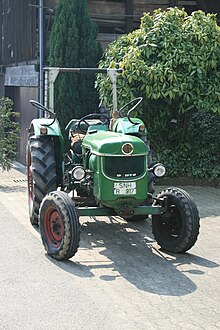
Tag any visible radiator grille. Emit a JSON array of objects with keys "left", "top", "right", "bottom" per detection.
[{"left": 104, "top": 156, "right": 145, "bottom": 179}]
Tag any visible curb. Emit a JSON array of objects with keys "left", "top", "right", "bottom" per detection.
[{"left": 158, "top": 176, "right": 220, "bottom": 188}]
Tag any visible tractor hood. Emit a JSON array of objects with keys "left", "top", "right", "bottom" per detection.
[{"left": 82, "top": 131, "right": 148, "bottom": 156}]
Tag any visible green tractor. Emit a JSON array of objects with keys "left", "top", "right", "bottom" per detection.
[{"left": 27, "top": 68, "right": 200, "bottom": 261}]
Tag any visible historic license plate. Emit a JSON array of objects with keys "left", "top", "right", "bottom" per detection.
[{"left": 114, "top": 182, "right": 136, "bottom": 195}]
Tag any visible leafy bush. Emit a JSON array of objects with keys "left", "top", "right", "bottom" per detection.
[
  {"left": 96, "top": 8, "right": 220, "bottom": 179},
  {"left": 0, "top": 97, "right": 20, "bottom": 171}
]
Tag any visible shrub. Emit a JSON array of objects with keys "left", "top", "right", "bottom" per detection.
[
  {"left": 0, "top": 97, "right": 20, "bottom": 171},
  {"left": 96, "top": 8, "right": 220, "bottom": 179}
]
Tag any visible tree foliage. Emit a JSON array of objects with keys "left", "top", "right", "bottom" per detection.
[
  {"left": 96, "top": 8, "right": 220, "bottom": 179},
  {"left": 49, "top": 0, "right": 102, "bottom": 138},
  {"left": 0, "top": 98, "right": 20, "bottom": 171}
]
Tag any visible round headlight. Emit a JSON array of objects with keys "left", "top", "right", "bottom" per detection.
[
  {"left": 139, "top": 124, "right": 145, "bottom": 132},
  {"left": 153, "top": 164, "right": 166, "bottom": 177},
  {"left": 72, "top": 166, "right": 85, "bottom": 181}
]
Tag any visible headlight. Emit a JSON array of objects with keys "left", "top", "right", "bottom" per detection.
[
  {"left": 153, "top": 163, "right": 166, "bottom": 177},
  {"left": 71, "top": 166, "right": 86, "bottom": 181},
  {"left": 139, "top": 124, "right": 145, "bottom": 132}
]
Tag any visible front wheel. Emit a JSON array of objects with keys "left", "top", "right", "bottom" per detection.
[
  {"left": 152, "top": 187, "right": 200, "bottom": 253},
  {"left": 39, "top": 191, "right": 80, "bottom": 260}
]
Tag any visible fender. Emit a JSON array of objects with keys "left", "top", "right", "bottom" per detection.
[
  {"left": 113, "top": 117, "right": 146, "bottom": 135},
  {"left": 28, "top": 118, "right": 65, "bottom": 184},
  {"left": 28, "top": 118, "right": 62, "bottom": 137}
]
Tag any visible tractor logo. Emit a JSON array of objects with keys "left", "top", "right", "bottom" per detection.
[{"left": 122, "top": 143, "right": 133, "bottom": 155}]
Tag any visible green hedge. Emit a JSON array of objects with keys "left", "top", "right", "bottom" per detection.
[{"left": 49, "top": 0, "right": 102, "bottom": 150}]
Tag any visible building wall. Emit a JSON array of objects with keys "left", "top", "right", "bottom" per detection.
[
  {"left": 5, "top": 86, "right": 38, "bottom": 165},
  {"left": 87, "top": 0, "right": 200, "bottom": 33},
  {"left": 1, "top": 0, "right": 37, "bottom": 66},
  {"left": 0, "top": 74, "right": 5, "bottom": 97},
  {"left": 0, "top": 1, "right": 2, "bottom": 66},
  {"left": 43, "top": 0, "right": 203, "bottom": 56}
]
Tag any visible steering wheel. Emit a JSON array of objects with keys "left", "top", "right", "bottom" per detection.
[
  {"left": 119, "top": 97, "right": 143, "bottom": 124},
  {"left": 77, "top": 113, "right": 110, "bottom": 134}
]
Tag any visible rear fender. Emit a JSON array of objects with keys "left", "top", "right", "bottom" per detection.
[
  {"left": 113, "top": 118, "right": 146, "bottom": 135},
  {"left": 28, "top": 118, "right": 64, "bottom": 185},
  {"left": 28, "top": 118, "right": 62, "bottom": 137}
]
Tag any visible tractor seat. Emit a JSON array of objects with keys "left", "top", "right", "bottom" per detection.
[{"left": 70, "top": 133, "right": 84, "bottom": 155}]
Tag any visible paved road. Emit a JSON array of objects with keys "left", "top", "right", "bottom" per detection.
[{"left": 0, "top": 164, "right": 220, "bottom": 330}]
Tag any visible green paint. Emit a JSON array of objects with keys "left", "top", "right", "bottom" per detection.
[
  {"left": 82, "top": 129, "right": 150, "bottom": 211},
  {"left": 30, "top": 118, "right": 62, "bottom": 137},
  {"left": 29, "top": 118, "right": 64, "bottom": 180},
  {"left": 113, "top": 117, "right": 146, "bottom": 135},
  {"left": 83, "top": 130, "right": 148, "bottom": 156}
]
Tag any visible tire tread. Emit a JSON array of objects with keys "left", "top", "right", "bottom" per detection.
[{"left": 152, "top": 187, "right": 200, "bottom": 253}]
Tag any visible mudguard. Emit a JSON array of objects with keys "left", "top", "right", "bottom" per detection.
[
  {"left": 28, "top": 118, "right": 62, "bottom": 137},
  {"left": 112, "top": 117, "right": 146, "bottom": 135},
  {"left": 28, "top": 118, "right": 65, "bottom": 184}
]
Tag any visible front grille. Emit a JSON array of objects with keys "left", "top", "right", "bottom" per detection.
[{"left": 104, "top": 156, "right": 145, "bottom": 179}]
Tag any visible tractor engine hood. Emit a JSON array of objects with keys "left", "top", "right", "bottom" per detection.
[{"left": 82, "top": 131, "right": 148, "bottom": 156}]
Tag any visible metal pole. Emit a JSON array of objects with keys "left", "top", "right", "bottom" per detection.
[
  {"left": 44, "top": 70, "right": 48, "bottom": 107},
  {"left": 48, "top": 69, "right": 59, "bottom": 112},
  {"left": 39, "top": 0, "right": 44, "bottom": 117},
  {"left": 107, "top": 69, "right": 118, "bottom": 113}
]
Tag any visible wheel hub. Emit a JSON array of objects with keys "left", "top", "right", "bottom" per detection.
[
  {"left": 162, "top": 204, "right": 182, "bottom": 237},
  {"left": 52, "top": 218, "right": 61, "bottom": 236},
  {"left": 44, "top": 208, "right": 63, "bottom": 247}
]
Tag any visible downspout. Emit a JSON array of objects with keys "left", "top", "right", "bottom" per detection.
[{"left": 39, "top": 0, "right": 44, "bottom": 117}]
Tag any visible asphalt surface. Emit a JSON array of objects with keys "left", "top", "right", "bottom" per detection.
[{"left": 0, "top": 163, "right": 220, "bottom": 330}]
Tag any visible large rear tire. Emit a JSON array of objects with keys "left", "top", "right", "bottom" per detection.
[
  {"left": 39, "top": 191, "right": 80, "bottom": 260},
  {"left": 152, "top": 187, "right": 200, "bottom": 253},
  {"left": 27, "top": 136, "right": 57, "bottom": 226}
]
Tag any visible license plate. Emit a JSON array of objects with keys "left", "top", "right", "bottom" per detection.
[{"left": 114, "top": 182, "right": 136, "bottom": 195}]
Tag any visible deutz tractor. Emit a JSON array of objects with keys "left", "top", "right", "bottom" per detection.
[{"left": 27, "top": 68, "right": 200, "bottom": 261}]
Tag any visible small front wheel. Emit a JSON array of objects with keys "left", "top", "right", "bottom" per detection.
[
  {"left": 152, "top": 187, "right": 200, "bottom": 253},
  {"left": 39, "top": 191, "right": 80, "bottom": 260}
]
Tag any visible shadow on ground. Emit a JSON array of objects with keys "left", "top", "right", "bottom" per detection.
[
  {"left": 0, "top": 185, "right": 27, "bottom": 193},
  {"left": 48, "top": 216, "right": 219, "bottom": 297}
]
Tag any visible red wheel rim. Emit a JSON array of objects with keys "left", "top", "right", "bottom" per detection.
[
  {"left": 27, "top": 150, "right": 33, "bottom": 209},
  {"left": 44, "top": 206, "right": 63, "bottom": 248}
]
